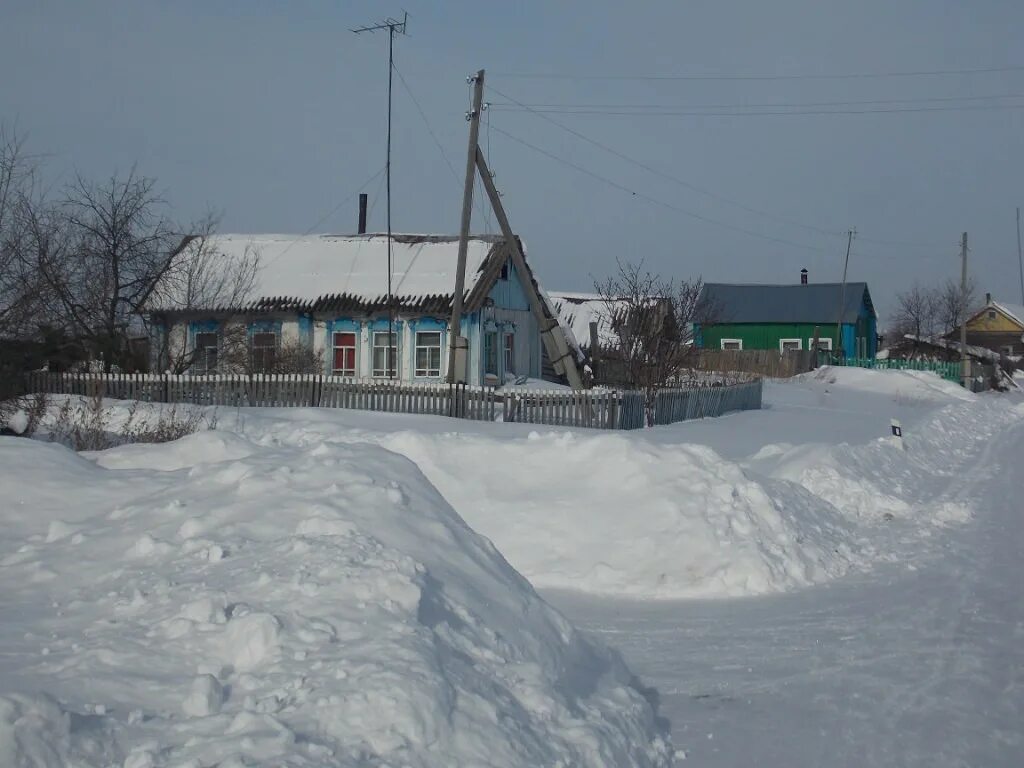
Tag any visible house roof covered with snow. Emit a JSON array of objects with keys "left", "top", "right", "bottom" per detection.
[
  {"left": 149, "top": 233, "right": 515, "bottom": 315},
  {"left": 547, "top": 293, "right": 622, "bottom": 350},
  {"left": 700, "top": 282, "right": 875, "bottom": 325},
  {"left": 987, "top": 300, "right": 1024, "bottom": 328}
]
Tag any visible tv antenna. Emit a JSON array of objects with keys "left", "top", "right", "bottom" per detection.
[{"left": 353, "top": 12, "right": 408, "bottom": 378}]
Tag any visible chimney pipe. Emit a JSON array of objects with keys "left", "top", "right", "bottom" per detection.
[
  {"left": 985, "top": 292, "right": 991, "bottom": 305},
  {"left": 800, "top": 268, "right": 808, "bottom": 285},
  {"left": 358, "top": 193, "right": 368, "bottom": 235}
]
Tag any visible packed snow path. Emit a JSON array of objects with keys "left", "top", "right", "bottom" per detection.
[{"left": 551, "top": 410, "right": 1024, "bottom": 767}]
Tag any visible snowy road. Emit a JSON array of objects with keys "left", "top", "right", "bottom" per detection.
[{"left": 549, "top": 414, "right": 1024, "bottom": 766}]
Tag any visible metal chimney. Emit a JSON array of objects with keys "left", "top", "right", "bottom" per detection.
[
  {"left": 800, "top": 268, "right": 808, "bottom": 285},
  {"left": 985, "top": 292, "right": 992, "bottom": 305},
  {"left": 358, "top": 193, "right": 368, "bottom": 235}
]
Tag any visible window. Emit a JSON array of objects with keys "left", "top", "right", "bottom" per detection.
[
  {"left": 720, "top": 339, "right": 743, "bottom": 350},
  {"left": 332, "top": 331, "right": 357, "bottom": 376},
  {"left": 415, "top": 331, "right": 442, "bottom": 378},
  {"left": 809, "top": 337, "right": 833, "bottom": 351},
  {"left": 250, "top": 332, "right": 277, "bottom": 373},
  {"left": 988, "top": 310, "right": 997, "bottom": 320},
  {"left": 503, "top": 333, "right": 515, "bottom": 375},
  {"left": 500, "top": 261, "right": 509, "bottom": 280},
  {"left": 779, "top": 338, "right": 802, "bottom": 352},
  {"left": 193, "top": 332, "right": 218, "bottom": 373},
  {"left": 372, "top": 331, "right": 398, "bottom": 378},
  {"left": 484, "top": 331, "right": 499, "bottom": 375},
  {"left": 1001, "top": 345, "right": 1014, "bottom": 356}
]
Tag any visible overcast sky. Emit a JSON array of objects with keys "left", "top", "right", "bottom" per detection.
[{"left": 3, "top": 0, "right": 1024, "bottom": 323}]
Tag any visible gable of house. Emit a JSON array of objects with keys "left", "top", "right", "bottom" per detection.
[{"left": 964, "top": 302, "right": 1024, "bottom": 334}]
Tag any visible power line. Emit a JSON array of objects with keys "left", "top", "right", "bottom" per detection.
[
  {"left": 261, "top": 166, "right": 386, "bottom": 271},
  {"left": 488, "top": 93, "right": 1024, "bottom": 111},
  {"left": 392, "top": 63, "right": 489, "bottom": 227},
  {"left": 487, "top": 123, "right": 830, "bottom": 253},
  {"left": 488, "top": 103, "right": 1024, "bottom": 117},
  {"left": 490, "top": 84, "right": 953, "bottom": 251},
  {"left": 488, "top": 82, "right": 844, "bottom": 239},
  {"left": 493, "top": 64, "right": 1024, "bottom": 82},
  {"left": 489, "top": 123, "right": 958, "bottom": 261}
]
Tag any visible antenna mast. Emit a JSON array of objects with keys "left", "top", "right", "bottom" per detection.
[{"left": 353, "top": 12, "right": 408, "bottom": 379}]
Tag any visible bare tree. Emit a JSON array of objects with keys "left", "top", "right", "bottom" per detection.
[
  {"left": 891, "top": 283, "right": 941, "bottom": 345},
  {"left": 24, "top": 168, "right": 189, "bottom": 371},
  {"left": 936, "top": 276, "right": 977, "bottom": 337},
  {"left": 594, "top": 260, "right": 712, "bottom": 425},
  {"left": 145, "top": 217, "right": 260, "bottom": 373}
]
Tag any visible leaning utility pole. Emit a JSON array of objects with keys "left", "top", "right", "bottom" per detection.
[
  {"left": 446, "top": 69, "right": 584, "bottom": 388},
  {"left": 446, "top": 70, "right": 486, "bottom": 383},
  {"left": 960, "top": 231, "right": 970, "bottom": 389},
  {"left": 834, "top": 228, "right": 855, "bottom": 356},
  {"left": 353, "top": 13, "right": 408, "bottom": 378}
]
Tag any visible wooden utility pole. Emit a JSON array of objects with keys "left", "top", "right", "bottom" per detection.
[
  {"left": 446, "top": 70, "right": 485, "bottom": 383},
  {"left": 960, "top": 231, "right": 970, "bottom": 389},
  {"left": 475, "top": 148, "right": 584, "bottom": 388},
  {"left": 834, "top": 228, "right": 855, "bottom": 356}
]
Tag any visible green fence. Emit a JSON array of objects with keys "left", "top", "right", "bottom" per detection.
[{"left": 828, "top": 356, "right": 962, "bottom": 382}]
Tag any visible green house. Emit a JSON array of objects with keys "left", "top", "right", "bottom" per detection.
[{"left": 696, "top": 281, "right": 877, "bottom": 359}]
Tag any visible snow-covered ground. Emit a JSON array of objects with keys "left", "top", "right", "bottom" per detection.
[
  {"left": 2, "top": 366, "right": 1022, "bottom": 765},
  {"left": 0, "top": 435, "right": 671, "bottom": 766}
]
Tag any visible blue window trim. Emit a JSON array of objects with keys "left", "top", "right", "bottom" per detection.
[
  {"left": 327, "top": 319, "right": 361, "bottom": 376},
  {"left": 411, "top": 319, "right": 446, "bottom": 380}
]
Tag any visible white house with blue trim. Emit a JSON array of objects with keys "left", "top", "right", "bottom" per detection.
[{"left": 146, "top": 233, "right": 581, "bottom": 386}]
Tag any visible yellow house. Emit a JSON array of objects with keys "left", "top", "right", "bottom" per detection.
[{"left": 959, "top": 298, "right": 1024, "bottom": 357}]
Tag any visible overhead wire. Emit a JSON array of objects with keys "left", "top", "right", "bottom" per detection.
[
  {"left": 392, "top": 63, "right": 489, "bottom": 226},
  {"left": 491, "top": 64, "right": 1024, "bottom": 82},
  {"left": 488, "top": 82, "right": 844, "bottom": 239},
  {"left": 488, "top": 83, "right": 956, "bottom": 250},
  {"left": 261, "top": 166, "right": 386, "bottom": 272},
  {"left": 488, "top": 103, "right": 1024, "bottom": 117}
]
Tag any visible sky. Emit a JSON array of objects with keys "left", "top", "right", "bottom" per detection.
[{"left": 3, "top": 0, "right": 1024, "bottom": 324}]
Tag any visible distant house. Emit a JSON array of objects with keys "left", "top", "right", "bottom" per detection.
[
  {"left": 547, "top": 292, "right": 678, "bottom": 384},
  {"left": 696, "top": 278, "right": 878, "bottom": 359},
  {"left": 955, "top": 295, "right": 1024, "bottom": 358},
  {"left": 146, "top": 233, "right": 580, "bottom": 387}
]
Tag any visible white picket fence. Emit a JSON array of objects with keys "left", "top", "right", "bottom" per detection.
[{"left": 23, "top": 372, "right": 761, "bottom": 430}]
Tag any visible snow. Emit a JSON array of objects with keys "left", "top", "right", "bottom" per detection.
[
  {"left": 4, "top": 364, "right": 1022, "bottom": 764},
  {"left": 547, "top": 292, "right": 621, "bottom": 350},
  {"left": 149, "top": 233, "right": 503, "bottom": 310},
  {"left": 0, "top": 435, "right": 671, "bottom": 766},
  {"left": 991, "top": 299, "right": 1024, "bottom": 327},
  {"left": 549, "top": 400, "right": 1024, "bottom": 765}
]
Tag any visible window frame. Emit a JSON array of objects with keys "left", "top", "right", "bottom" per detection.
[
  {"left": 414, "top": 330, "right": 443, "bottom": 378},
  {"left": 503, "top": 332, "right": 515, "bottom": 375},
  {"left": 250, "top": 331, "right": 278, "bottom": 374},
  {"left": 808, "top": 337, "right": 833, "bottom": 351},
  {"left": 483, "top": 331, "right": 499, "bottom": 376},
  {"left": 779, "top": 338, "right": 803, "bottom": 352},
  {"left": 1000, "top": 345, "right": 1014, "bottom": 357},
  {"left": 193, "top": 331, "right": 219, "bottom": 374},
  {"left": 720, "top": 338, "right": 743, "bottom": 351},
  {"left": 332, "top": 330, "right": 358, "bottom": 377},
  {"left": 371, "top": 330, "right": 399, "bottom": 378}
]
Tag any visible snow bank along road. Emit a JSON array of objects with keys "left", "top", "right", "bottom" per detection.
[
  {"left": 1, "top": 367, "right": 1021, "bottom": 765},
  {"left": 550, "top": 401, "right": 1024, "bottom": 766},
  {"left": 0, "top": 435, "right": 671, "bottom": 766}
]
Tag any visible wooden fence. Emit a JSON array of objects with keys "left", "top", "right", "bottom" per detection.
[
  {"left": 22, "top": 372, "right": 762, "bottom": 430},
  {"left": 697, "top": 349, "right": 816, "bottom": 379}
]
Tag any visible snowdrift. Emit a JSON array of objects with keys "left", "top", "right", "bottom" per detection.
[
  {"left": 0, "top": 436, "right": 672, "bottom": 767},
  {"left": 379, "top": 430, "right": 861, "bottom": 598}
]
